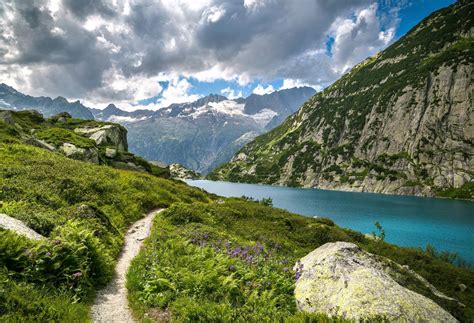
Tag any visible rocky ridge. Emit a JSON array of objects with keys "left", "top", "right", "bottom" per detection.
[{"left": 0, "top": 109, "right": 170, "bottom": 178}]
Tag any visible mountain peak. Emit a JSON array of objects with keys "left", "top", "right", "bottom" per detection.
[
  {"left": 0, "top": 83, "right": 21, "bottom": 95},
  {"left": 104, "top": 103, "right": 120, "bottom": 111}
]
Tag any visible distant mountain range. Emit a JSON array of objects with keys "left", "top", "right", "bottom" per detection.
[
  {"left": 0, "top": 83, "right": 94, "bottom": 119},
  {"left": 91, "top": 88, "right": 315, "bottom": 173},
  {"left": 0, "top": 83, "right": 315, "bottom": 173}
]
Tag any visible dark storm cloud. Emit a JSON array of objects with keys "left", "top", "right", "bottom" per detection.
[
  {"left": 62, "top": 0, "right": 118, "bottom": 19},
  {"left": 0, "top": 0, "right": 399, "bottom": 104}
]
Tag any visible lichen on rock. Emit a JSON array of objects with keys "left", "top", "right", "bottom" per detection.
[{"left": 294, "top": 242, "right": 457, "bottom": 322}]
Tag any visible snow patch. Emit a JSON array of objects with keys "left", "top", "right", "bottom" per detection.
[
  {"left": 0, "top": 99, "right": 11, "bottom": 107},
  {"left": 249, "top": 108, "right": 278, "bottom": 126},
  {"left": 107, "top": 115, "right": 149, "bottom": 123}
]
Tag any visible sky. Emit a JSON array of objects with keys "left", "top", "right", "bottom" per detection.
[{"left": 0, "top": 0, "right": 456, "bottom": 111}]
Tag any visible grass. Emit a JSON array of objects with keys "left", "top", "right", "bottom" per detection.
[
  {"left": 1, "top": 110, "right": 473, "bottom": 321},
  {"left": 127, "top": 200, "right": 474, "bottom": 321},
  {"left": 0, "top": 143, "right": 209, "bottom": 320}
]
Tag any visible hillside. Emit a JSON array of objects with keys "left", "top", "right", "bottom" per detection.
[
  {"left": 209, "top": 1, "right": 474, "bottom": 199},
  {"left": 0, "top": 112, "right": 473, "bottom": 321}
]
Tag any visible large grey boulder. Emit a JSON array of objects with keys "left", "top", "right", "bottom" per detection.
[
  {"left": 294, "top": 242, "right": 456, "bottom": 322},
  {"left": 0, "top": 213, "right": 44, "bottom": 240},
  {"left": 74, "top": 124, "right": 128, "bottom": 151},
  {"left": 60, "top": 143, "right": 99, "bottom": 164}
]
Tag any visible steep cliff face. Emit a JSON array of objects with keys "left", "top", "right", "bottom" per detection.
[{"left": 209, "top": 1, "right": 474, "bottom": 198}]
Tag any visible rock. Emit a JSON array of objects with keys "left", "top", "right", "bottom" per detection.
[
  {"left": 60, "top": 143, "right": 99, "bottom": 164},
  {"left": 50, "top": 112, "right": 72, "bottom": 123},
  {"left": 74, "top": 125, "right": 128, "bottom": 151},
  {"left": 169, "top": 163, "right": 201, "bottom": 180},
  {"left": 105, "top": 148, "right": 117, "bottom": 158},
  {"left": 0, "top": 213, "right": 45, "bottom": 240},
  {"left": 111, "top": 161, "right": 145, "bottom": 172},
  {"left": 0, "top": 110, "right": 15, "bottom": 125},
  {"left": 25, "top": 138, "right": 56, "bottom": 151},
  {"left": 294, "top": 242, "right": 456, "bottom": 322}
]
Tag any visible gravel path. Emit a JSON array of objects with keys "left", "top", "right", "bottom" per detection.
[{"left": 91, "top": 209, "right": 163, "bottom": 323}]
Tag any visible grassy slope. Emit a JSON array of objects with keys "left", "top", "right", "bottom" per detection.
[
  {"left": 0, "top": 143, "right": 209, "bottom": 321},
  {"left": 128, "top": 201, "right": 474, "bottom": 321}
]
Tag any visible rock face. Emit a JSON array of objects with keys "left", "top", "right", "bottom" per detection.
[
  {"left": 210, "top": 1, "right": 473, "bottom": 198},
  {"left": 74, "top": 124, "right": 128, "bottom": 151},
  {"left": 0, "top": 213, "right": 45, "bottom": 240},
  {"left": 294, "top": 242, "right": 456, "bottom": 322},
  {"left": 60, "top": 143, "right": 99, "bottom": 164}
]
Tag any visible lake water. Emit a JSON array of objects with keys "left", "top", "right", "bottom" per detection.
[{"left": 187, "top": 180, "right": 474, "bottom": 264}]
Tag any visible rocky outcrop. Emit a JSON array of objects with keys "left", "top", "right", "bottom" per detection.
[
  {"left": 0, "top": 213, "right": 45, "bottom": 240},
  {"left": 169, "top": 163, "right": 202, "bottom": 180},
  {"left": 210, "top": 1, "right": 473, "bottom": 198},
  {"left": 294, "top": 242, "right": 456, "bottom": 321},
  {"left": 60, "top": 143, "right": 99, "bottom": 164},
  {"left": 74, "top": 124, "right": 128, "bottom": 151},
  {"left": 0, "top": 110, "right": 15, "bottom": 125}
]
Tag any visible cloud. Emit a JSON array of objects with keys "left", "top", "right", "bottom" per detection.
[
  {"left": 279, "top": 79, "right": 320, "bottom": 91},
  {"left": 252, "top": 84, "right": 274, "bottom": 95},
  {"left": 0, "top": 0, "right": 402, "bottom": 107},
  {"left": 220, "top": 87, "right": 242, "bottom": 99},
  {"left": 328, "top": 3, "right": 396, "bottom": 73}
]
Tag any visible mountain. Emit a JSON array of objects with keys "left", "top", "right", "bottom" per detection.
[
  {"left": 209, "top": 1, "right": 473, "bottom": 199},
  {"left": 95, "top": 88, "right": 315, "bottom": 174},
  {"left": 0, "top": 83, "right": 94, "bottom": 119},
  {"left": 89, "top": 103, "right": 154, "bottom": 122}
]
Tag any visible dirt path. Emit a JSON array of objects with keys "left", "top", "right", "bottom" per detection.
[{"left": 91, "top": 209, "right": 163, "bottom": 323}]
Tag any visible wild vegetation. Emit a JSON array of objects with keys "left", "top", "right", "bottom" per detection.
[
  {"left": 128, "top": 200, "right": 474, "bottom": 321},
  {"left": 0, "top": 142, "right": 209, "bottom": 321}
]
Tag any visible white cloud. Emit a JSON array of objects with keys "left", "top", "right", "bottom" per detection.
[
  {"left": 220, "top": 87, "right": 242, "bottom": 99},
  {"left": 138, "top": 77, "right": 201, "bottom": 111},
  {"left": 329, "top": 3, "right": 396, "bottom": 74},
  {"left": 203, "top": 6, "right": 226, "bottom": 23},
  {"left": 280, "top": 79, "right": 318, "bottom": 91},
  {"left": 252, "top": 84, "right": 274, "bottom": 95}
]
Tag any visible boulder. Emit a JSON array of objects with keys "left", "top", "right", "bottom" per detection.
[
  {"left": 105, "top": 148, "right": 117, "bottom": 158},
  {"left": 0, "top": 110, "right": 15, "bottom": 125},
  {"left": 0, "top": 213, "right": 45, "bottom": 240},
  {"left": 60, "top": 143, "right": 99, "bottom": 164},
  {"left": 294, "top": 242, "right": 456, "bottom": 322},
  {"left": 74, "top": 124, "right": 128, "bottom": 151},
  {"left": 26, "top": 138, "right": 56, "bottom": 151}
]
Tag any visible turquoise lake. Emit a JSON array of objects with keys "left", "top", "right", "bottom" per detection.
[{"left": 187, "top": 180, "right": 474, "bottom": 264}]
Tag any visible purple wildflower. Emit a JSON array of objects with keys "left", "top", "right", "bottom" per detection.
[
  {"left": 229, "top": 265, "right": 236, "bottom": 272},
  {"left": 72, "top": 272, "right": 82, "bottom": 279},
  {"left": 53, "top": 239, "right": 61, "bottom": 245}
]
